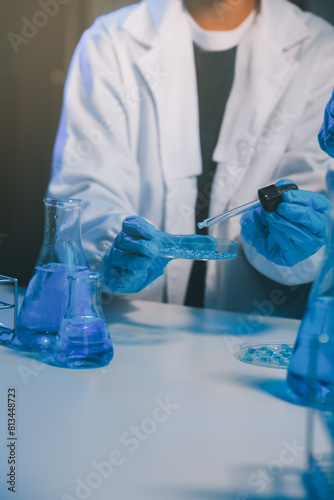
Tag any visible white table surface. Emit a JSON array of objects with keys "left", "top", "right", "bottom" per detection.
[{"left": 0, "top": 291, "right": 314, "bottom": 500}]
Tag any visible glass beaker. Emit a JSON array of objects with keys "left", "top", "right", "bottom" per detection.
[
  {"left": 0, "top": 275, "right": 18, "bottom": 344},
  {"left": 16, "top": 198, "right": 89, "bottom": 352},
  {"left": 54, "top": 272, "right": 114, "bottom": 368},
  {"left": 287, "top": 186, "right": 334, "bottom": 405}
]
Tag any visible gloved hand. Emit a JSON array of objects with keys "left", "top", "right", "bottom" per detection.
[
  {"left": 319, "top": 88, "right": 334, "bottom": 157},
  {"left": 241, "top": 179, "right": 331, "bottom": 267},
  {"left": 105, "top": 216, "right": 216, "bottom": 293},
  {"left": 105, "top": 216, "right": 170, "bottom": 293}
]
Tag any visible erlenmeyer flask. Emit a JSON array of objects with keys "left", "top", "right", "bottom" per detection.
[
  {"left": 54, "top": 272, "right": 114, "bottom": 368},
  {"left": 16, "top": 198, "right": 89, "bottom": 352},
  {"left": 287, "top": 175, "right": 334, "bottom": 405}
]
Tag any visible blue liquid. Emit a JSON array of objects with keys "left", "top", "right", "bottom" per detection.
[
  {"left": 287, "top": 297, "right": 334, "bottom": 404},
  {"left": 236, "top": 343, "right": 294, "bottom": 369},
  {"left": 159, "top": 248, "right": 235, "bottom": 260},
  {"left": 54, "top": 317, "right": 113, "bottom": 368},
  {"left": 16, "top": 263, "right": 88, "bottom": 352}
]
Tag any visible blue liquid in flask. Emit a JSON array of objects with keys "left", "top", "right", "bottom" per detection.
[
  {"left": 16, "top": 263, "right": 88, "bottom": 352},
  {"left": 55, "top": 317, "right": 114, "bottom": 368},
  {"left": 16, "top": 197, "right": 89, "bottom": 353},
  {"left": 54, "top": 272, "right": 113, "bottom": 368},
  {"left": 287, "top": 296, "right": 334, "bottom": 404}
]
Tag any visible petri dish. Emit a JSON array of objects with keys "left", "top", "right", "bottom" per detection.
[
  {"left": 158, "top": 236, "right": 237, "bottom": 261},
  {"left": 235, "top": 341, "right": 294, "bottom": 369}
]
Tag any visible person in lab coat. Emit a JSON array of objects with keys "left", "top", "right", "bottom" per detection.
[{"left": 47, "top": 0, "right": 334, "bottom": 318}]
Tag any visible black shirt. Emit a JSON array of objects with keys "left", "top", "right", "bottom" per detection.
[{"left": 184, "top": 43, "right": 237, "bottom": 308}]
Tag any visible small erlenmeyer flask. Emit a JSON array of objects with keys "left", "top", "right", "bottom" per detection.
[
  {"left": 287, "top": 175, "right": 334, "bottom": 405},
  {"left": 16, "top": 198, "right": 89, "bottom": 352},
  {"left": 54, "top": 272, "right": 114, "bottom": 368}
]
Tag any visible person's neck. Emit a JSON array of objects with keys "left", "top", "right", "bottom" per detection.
[{"left": 184, "top": 0, "right": 257, "bottom": 31}]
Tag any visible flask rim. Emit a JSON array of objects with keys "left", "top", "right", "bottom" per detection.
[{"left": 43, "top": 198, "right": 82, "bottom": 207}]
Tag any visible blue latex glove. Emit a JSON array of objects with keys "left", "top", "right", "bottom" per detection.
[
  {"left": 105, "top": 216, "right": 216, "bottom": 293},
  {"left": 241, "top": 179, "right": 331, "bottom": 267},
  {"left": 319, "top": 88, "right": 334, "bottom": 157}
]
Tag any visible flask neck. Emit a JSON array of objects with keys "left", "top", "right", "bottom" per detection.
[
  {"left": 43, "top": 201, "right": 81, "bottom": 245},
  {"left": 326, "top": 208, "right": 334, "bottom": 256},
  {"left": 37, "top": 199, "right": 88, "bottom": 269},
  {"left": 65, "top": 275, "right": 103, "bottom": 319},
  {"left": 326, "top": 170, "right": 334, "bottom": 253},
  {"left": 310, "top": 209, "right": 334, "bottom": 301}
]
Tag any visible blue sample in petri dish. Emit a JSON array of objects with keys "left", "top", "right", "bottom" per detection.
[
  {"left": 235, "top": 342, "right": 294, "bottom": 369},
  {"left": 158, "top": 235, "right": 237, "bottom": 261}
]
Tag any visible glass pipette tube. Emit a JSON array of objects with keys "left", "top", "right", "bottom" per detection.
[
  {"left": 198, "top": 200, "right": 261, "bottom": 229},
  {"left": 198, "top": 182, "right": 299, "bottom": 229}
]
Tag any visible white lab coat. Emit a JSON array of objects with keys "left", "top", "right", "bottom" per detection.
[{"left": 48, "top": 0, "right": 334, "bottom": 314}]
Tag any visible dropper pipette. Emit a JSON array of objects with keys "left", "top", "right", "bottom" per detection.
[
  {"left": 198, "top": 182, "right": 298, "bottom": 230},
  {"left": 198, "top": 199, "right": 261, "bottom": 229}
]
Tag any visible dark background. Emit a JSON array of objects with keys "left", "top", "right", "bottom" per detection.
[{"left": 1, "top": 0, "right": 334, "bottom": 285}]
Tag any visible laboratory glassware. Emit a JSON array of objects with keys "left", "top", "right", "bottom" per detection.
[
  {"left": 0, "top": 275, "right": 18, "bottom": 344},
  {"left": 54, "top": 272, "right": 114, "bottom": 369},
  {"left": 16, "top": 198, "right": 89, "bottom": 353},
  {"left": 235, "top": 342, "right": 294, "bottom": 369},
  {"left": 198, "top": 182, "right": 298, "bottom": 229},
  {"left": 287, "top": 185, "right": 334, "bottom": 405},
  {"left": 305, "top": 334, "right": 334, "bottom": 498},
  {"left": 157, "top": 235, "right": 237, "bottom": 260}
]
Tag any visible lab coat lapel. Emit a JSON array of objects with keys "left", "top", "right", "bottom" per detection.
[
  {"left": 126, "top": 0, "right": 202, "bottom": 185},
  {"left": 211, "top": 0, "right": 309, "bottom": 217},
  {"left": 124, "top": 0, "right": 202, "bottom": 304}
]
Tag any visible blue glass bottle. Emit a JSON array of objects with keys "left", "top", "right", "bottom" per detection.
[
  {"left": 287, "top": 173, "right": 334, "bottom": 405},
  {"left": 54, "top": 272, "right": 114, "bottom": 368},
  {"left": 16, "top": 199, "right": 89, "bottom": 352}
]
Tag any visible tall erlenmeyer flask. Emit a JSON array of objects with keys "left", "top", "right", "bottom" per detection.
[
  {"left": 287, "top": 173, "right": 334, "bottom": 405},
  {"left": 16, "top": 198, "right": 89, "bottom": 352}
]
